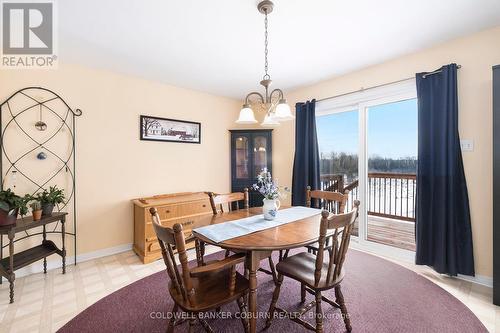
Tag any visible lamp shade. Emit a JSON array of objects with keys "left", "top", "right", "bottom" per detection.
[
  {"left": 236, "top": 105, "right": 257, "bottom": 124},
  {"left": 261, "top": 113, "right": 280, "bottom": 127},
  {"left": 274, "top": 100, "right": 294, "bottom": 121}
]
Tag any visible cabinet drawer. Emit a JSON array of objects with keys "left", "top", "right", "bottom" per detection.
[
  {"left": 145, "top": 205, "right": 178, "bottom": 222},
  {"left": 177, "top": 201, "right": 211, "bottom": 216},
  {"left": 147, "top": 241, "right": 161, "bottom": 253},
  {"left": 146, "top": 218, "right": 195, "bottom": 241},
  {"left": 145, "top": 234, "right": 193, "bottom": 254},
  {"left": 146, "top": 222, "right": 155, "bottom": 240},
  {"left": 160, "top": 216, "right": 198, "bottom": 229}
]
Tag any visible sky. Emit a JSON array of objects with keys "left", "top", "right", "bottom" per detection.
[{"left": 316, "top": 98, "right": 418, "bottom": 159}]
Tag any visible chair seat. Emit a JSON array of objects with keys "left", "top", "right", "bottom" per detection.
[
  {"left": 276, "top": 252, "right": 344, "bottom": 290},
  {"left": 169, "top": 269, "right": 249, "bottom": 312}
]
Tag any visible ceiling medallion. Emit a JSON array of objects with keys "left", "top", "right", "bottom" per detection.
[{"left": 236, "top": 0, "right": 294, "bottom": 126}]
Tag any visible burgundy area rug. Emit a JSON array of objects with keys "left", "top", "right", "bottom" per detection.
[{"left": 59, "top": 250, "right": 486, "bottom": 333}]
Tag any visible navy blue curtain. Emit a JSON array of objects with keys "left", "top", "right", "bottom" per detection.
[
  {"left": 415, "top": 63, "right": 475, "bottom": 276},
  {"left": 292, "top": 100, "right": 320, "bottom": 206}
]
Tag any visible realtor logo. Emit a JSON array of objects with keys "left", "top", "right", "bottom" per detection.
[{"left": 1, "top": 1, "right": 57, "bottom": 68}]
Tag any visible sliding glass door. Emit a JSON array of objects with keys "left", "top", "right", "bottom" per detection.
[
  {"left": 365, "top": 99, "right": 417, "bottom": 252},
  {"left": 316, "top": 80, "right": 417, "bottom": 256},
  {"left": 316, "top": 109, "right": 359, "bottom": 235}
]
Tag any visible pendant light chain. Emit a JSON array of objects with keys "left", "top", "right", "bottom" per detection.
[{"left": 264, "top": 10, "right": 270, "bottom": 80}]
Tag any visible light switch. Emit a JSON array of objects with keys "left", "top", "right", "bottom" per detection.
[{"left": 460, "top": 139, "right": 474, "bottom": 152}]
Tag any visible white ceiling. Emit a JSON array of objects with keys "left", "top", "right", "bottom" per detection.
[{"left": 59, "top": 0, "right": 500, "bottom": 99}]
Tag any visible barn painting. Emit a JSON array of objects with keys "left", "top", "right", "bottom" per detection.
[{"left": 140, "top": 115, "right": 201, "bottom": 144}]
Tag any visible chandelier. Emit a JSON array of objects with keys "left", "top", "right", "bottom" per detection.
[{"left": 235, "top": 0, "right": 294, "bottom": 126}]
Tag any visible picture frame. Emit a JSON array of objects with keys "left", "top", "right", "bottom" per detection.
[{"left": 140, "top": 115, "right": 201, "bottom": 144}]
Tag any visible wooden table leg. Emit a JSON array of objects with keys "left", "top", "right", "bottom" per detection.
[
  {"left": 43, "top": 225, "right": 47, "bottom": 274},
  {"left": 61, "top": 216, "right": 66, "bottom": 274},
  {"left": 8, "top": 230, "right": 15, "bottom": 303},
  {"left": 247, "top": 250, "right": 259, "bottom": 333},
  {"left": 200, "top": 240, "right": 205, "bottom": 257}
]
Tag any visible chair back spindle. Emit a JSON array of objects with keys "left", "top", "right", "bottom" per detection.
[
  {"left": 306, "top": 186, "right": 348, "bottom": 214},
  {"left": 314, "top": 201, "right": 360, "bottom": 286}
]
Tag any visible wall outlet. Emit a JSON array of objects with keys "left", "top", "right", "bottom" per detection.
[{"left": 460, "top": 139, "right": 474, "bottom": 152}]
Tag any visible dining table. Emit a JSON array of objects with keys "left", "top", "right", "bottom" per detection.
[{"left": 191, "top": 206, "right": 324, "bottom": 333}]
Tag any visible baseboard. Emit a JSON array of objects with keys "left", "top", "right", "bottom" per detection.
[
  {"left": 458, "top": 274, "right": 493, "bottom": 288},
  {"left": 1, "top": 243, "right": 133, "bottom": 280}
]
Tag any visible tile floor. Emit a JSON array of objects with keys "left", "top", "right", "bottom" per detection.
[{"left": 0, "top": 247, "right": 499, "bottom": 333}]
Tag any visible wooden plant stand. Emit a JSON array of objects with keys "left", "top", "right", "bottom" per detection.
[{"left": 0, "top": 212, "right": 67, "bottom": 303}]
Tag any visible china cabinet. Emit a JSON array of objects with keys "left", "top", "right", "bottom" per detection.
[{"left": 230, "top": 129, "right": 272, "bottom": 207}]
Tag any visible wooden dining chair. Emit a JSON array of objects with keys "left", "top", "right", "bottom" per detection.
[
  {"left": 266, "top": 201, "right": 360, "bottom": 333},
  {"left": 149, "top": 207, "right": 249, "bottom": 333},
  {"left": 192, "top": 190, "right": 249, "bottom": 265},
  {"left": 207, "top": 188, "right": 249, "bottom": 214},
  {"left": 306, "top": 186, "right": 348, "bottom": 214},
  {"left": 305, "top": 186, "right": 349, "bottom": 255},
  {"left": 207, "top": 190, "right": 279, "bottom": 284}
]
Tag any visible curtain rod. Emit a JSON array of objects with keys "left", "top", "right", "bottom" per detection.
[
  {"left": 316, "top": 65, "right": 462, "bottom": 103},
  {"left": 421, "top": 64, "right": 462, "bottom": 78}
]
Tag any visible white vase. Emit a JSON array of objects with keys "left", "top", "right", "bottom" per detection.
[{"left": 263, "top": 198, "right": 281, "bottom": 221}]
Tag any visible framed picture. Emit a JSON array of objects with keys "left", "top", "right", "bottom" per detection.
[{"left": 140, "top": 115, "right": 201, "bottom": 144}]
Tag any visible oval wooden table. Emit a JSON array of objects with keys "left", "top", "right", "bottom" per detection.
[{"left": 192, "top": 207, "right": 323, "bottom": 333}]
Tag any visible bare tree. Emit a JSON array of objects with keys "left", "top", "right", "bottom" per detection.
[
  {"left": 142, "top": 118, "right": 160, "bottom": 137},
  {"left": 191, "top": 126, "right": 199, "bottom": 138}
]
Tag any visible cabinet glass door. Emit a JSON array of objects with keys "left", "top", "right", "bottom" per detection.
[
  {"left": 253, "top": 135, "right": 268, "bottom": 175},
  {"left": 235, "top": 136, "right": 250, "bottom": 179}
]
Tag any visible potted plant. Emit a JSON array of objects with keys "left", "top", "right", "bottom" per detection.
[
  {"left": 0, "top": 189, "right": 29, "bottom": 226},
  {"left": 36, "top": 186, "right": 65, "bottom": 216},
  {"left": 30, "top": 201, "right": 43, "bottom": 221}
]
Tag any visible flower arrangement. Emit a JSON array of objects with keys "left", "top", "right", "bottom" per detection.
[{"left": 252, "top": 168, "right": 289, "bottom": 200}]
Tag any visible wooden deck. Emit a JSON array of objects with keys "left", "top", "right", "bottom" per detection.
[{"left": 352, "top": 216, "right": 416, "bottom": 251}]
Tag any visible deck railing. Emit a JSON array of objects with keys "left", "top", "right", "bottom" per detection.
[{"left": 320, "top": 172, "right": 416, "bottom": 222}]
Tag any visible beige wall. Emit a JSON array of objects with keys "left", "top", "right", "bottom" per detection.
[
  {"left": 265, "top": 26, "right": 500, "bottom": 277},
  {"left": 0, "top": 64, "right": 240, "bottom": 257}
]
